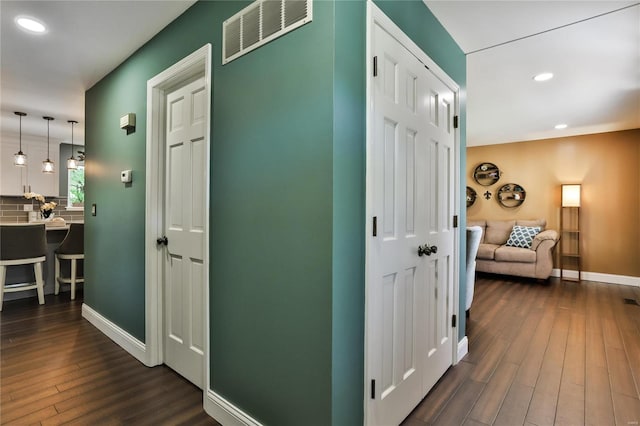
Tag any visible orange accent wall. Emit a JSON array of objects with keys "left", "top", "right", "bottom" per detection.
[{"left": 467, "top": 129, "right": 640, "bottom": 277}]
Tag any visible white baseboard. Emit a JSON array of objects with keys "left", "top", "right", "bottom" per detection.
[
  {"left": 551, "top": 269, "right": 640, "bottom": 287},
  {"left": 82, "top": 303, "right": 149, "bottom": 366},
  {"left": 204, "top": 389, "right": 263, "bottom": 426},
  {"left": 457, "top": 336, "right": 468, "bottom": 363}
]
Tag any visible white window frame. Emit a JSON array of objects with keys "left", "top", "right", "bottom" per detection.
[{"left": 66, "top": 165, "right": 85, "bottom": 211}]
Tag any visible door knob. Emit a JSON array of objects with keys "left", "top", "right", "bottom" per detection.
[
  {"left": 418, "top": 244, "right": 431, "bottom": 256},
  {"left": 418, "top": 244, "right": 438, "bottom": 257},
  {"left": 156, "top": 236, "right": 168, "bottom": 246}
]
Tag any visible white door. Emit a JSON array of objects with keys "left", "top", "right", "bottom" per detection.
[
  {"left": 421, "top": 67, "right": 456, "bottom": 395},
  {"left": 367, "top": 22, "right": 456, "bottom": 426},
  {"left": 163, "top": 77, "right": 207, "bottom": 388}
]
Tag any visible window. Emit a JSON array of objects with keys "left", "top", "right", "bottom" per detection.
[{"left": 67, "top": 166, "right": 84, "bottom": 209}]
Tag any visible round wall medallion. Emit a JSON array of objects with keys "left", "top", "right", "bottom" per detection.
[
  {"left": 497, "top": 183, "right": 526, "bottom": 208},
  {"left": 473, "top": 162, "right": 501, "bottom": 186},
  {"left": 466, "top": 186, "right": 477, "bottom": 208}
]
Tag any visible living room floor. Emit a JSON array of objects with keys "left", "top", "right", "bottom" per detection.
[
  {"left": 3, "top": 277, "right": 639, "bottom": 425},
  {"left": 403, "top": 275, "right": 640, "bottom": 426}
]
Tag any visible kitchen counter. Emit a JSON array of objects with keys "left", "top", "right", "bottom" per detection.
[
  {"left": 1, "top": 221, "right": 84, "bottom": 302},
  {"left": 0, "top": 220, "right": 83, "bottom": 231}
]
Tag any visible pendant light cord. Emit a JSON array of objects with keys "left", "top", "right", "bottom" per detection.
[
  {"left": 43, "top": 116, "right": 54, "bottom": 159},
  {"left": 67, "top": 120, "right": 78, "bottom": 169},
  {"left": 14, "top": 111, "right": 26, "bottom": 153}
]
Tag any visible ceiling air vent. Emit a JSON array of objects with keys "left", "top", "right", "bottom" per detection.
[{"left": 222, "top": 0, "right": 313, "bottom": 65}]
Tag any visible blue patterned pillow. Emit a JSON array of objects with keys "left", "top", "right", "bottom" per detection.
[{"left": 505, "top": 225, "right": 541, "bottom": 249}]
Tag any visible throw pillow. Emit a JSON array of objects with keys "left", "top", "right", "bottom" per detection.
[{"left": 505, "top": 225, "right": 541, "bottom": 249}]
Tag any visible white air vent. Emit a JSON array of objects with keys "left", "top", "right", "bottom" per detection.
[{"left": 222, "top": 0, "right": 312, "bottom": 65}]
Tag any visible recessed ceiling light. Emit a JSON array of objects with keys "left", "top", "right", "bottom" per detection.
[
  {"left": 15, "top": 16, "right": 47, "bottom": 34},
  {"left": 555, "top": 123, "right": 568, "bottom": 130},
  {"left": 533, "top": 72, "right": 554, "bottom": 82}
]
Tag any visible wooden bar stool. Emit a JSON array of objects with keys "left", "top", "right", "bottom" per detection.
[
  {"left": 55, "top": 223, "right": 84, "bottom": 300},
  {"left": 0, "top": 224, "right": 47, "bottom": 311}
]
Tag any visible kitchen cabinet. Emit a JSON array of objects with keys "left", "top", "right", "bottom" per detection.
[{"left": 1, "top": 140, "right": 59, "bottom": 197}]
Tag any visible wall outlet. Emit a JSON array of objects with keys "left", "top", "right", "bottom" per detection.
[{"left": 23, "top": 204, "right": 33, "bottom": 211}]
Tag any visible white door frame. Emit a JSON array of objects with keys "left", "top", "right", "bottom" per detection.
[
  {"left": 144, "top": 44, "right": 212, "bottom": 394},
  {"left": 364, "top": 3, "right": 461, "bottom": 422}
]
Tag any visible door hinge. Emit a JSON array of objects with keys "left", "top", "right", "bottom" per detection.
[
  {"left": 452, "top": 314, "right": 457, "bottom": 328},
  {"left": 453, "top": 215, "right": 458, "bottom": 228},
  {"left": 453, "top": 115, "right": 459, "bottom": 129},
  {"left": 371, "top": 379, "right": 376, "bottom": 399},
  {"left": 373, "top": 56, "right": 378, "bottom": 77},
  {"left": 372, "top": 216, "right": 377, "bottom": 237}
]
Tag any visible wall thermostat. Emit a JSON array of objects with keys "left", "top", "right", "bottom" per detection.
[{"left": 121, "top": 169, "right": 132, "bottom": 183}]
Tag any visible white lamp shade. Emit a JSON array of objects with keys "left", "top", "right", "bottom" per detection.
[
  {"left": 42, "top": 159, "right": 55, "bottom": 173},
  {"left": 14, "top": 152, "right": 27, "bottom": 166},
  {"left": 67, "top": 157, "right": 78, "bottom": 170},
  {"left": 562, "top": 184, "right": 581, "bottom": 207}
]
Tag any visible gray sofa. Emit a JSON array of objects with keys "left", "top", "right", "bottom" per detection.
[{"left": 467, "top": 219, "right": 559, "bottom": 280}]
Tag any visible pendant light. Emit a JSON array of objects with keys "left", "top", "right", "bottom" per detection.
[
  {"left": 67, "top": 120, "right": 78, "bottom": 170},
  {"left": 13, "top": 112, "right": 27, "bottom": 167},
  {"left": 42, "top": 116, "right": 55, "bottom": 173}
]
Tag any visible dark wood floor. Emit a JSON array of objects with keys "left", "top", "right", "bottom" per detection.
[
  {"left": 0, "top": 291, "right": 219, "bottom": 426},
  {"left": 3, "top": 278, "right": 640, "bottom": 425},
  {"left": 404, "top": 275, "right": 640, "bottom": 426}
]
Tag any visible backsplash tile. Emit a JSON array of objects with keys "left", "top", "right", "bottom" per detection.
[{"left": 0, "top": 196, "right": 84, "bottom": 223}]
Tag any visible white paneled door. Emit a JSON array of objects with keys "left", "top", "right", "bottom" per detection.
[
  {"left": 367, "top": 21, "right": 456, "bottom": 426},
  {"left": 163, "top": 77, "right": 206, "bottom": 389}
]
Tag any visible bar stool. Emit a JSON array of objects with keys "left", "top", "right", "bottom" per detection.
[
  {"left": 0, "top": 224, "right": 47, "bottom": 311},
  {"left": 55, "top": 223, "right": 84, "bottom": 300}
]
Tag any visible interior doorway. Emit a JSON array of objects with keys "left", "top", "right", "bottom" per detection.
[{"left": 144, "top": 45, "right": 212, "bottom": 392}]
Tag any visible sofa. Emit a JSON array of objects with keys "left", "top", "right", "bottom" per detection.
[{"left": 467, "top": 219, "right": 559, "bottom": 280}]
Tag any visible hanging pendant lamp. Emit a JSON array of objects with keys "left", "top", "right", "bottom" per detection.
[
  {"left": 13, "top": 112, "right": 27, "bottom": 167},
  {"left": 42, "top": 116, "right": 55, "bottom": 173},
  {"left": 67, "top": 120, "right": 78, "bottom": 170}
]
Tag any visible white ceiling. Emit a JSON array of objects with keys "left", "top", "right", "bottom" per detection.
[
  {"left": 1, "top": 1, "right": 195, "bottom": 145},
  {"left": 2, "top": 1, "right": 638, "bottom": 149},
  {"left": 425, "top": 1, "right": 640, "bottom": 146}
]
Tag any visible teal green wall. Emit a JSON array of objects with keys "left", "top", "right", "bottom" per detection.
[
  {"left": 84, "top": 0, "right": 465, "bottom": 424},
  {"left": 331, "top": 1, "right": 366, "bottom": 424},
  {"left": 373, "top": 0, "right": 468, "bottom": 339},
  {"left": 85, "top": 56, "right": 149, "bottom": 339},
  {"left": 209, "top": 2, "right": 334, "bottom": 423},
  {"left": 86, "top": 1, "right": 335, "bottom": 423},
  {"left": 85, "top": 1, "right": 228, "bottom": 341}
]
